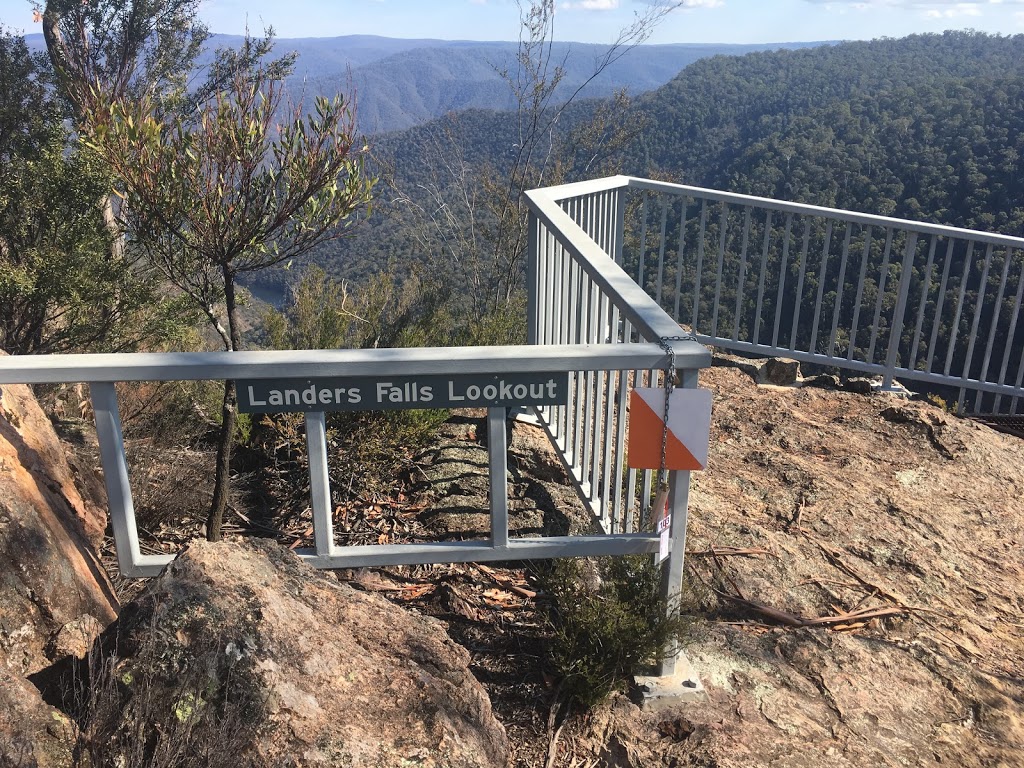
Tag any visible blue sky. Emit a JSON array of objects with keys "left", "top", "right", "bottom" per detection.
[{"left": 1, "top": 0, "right": 1022, "bottom": 43}]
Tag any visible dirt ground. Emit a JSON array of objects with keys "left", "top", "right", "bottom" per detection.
[
  {"left": 390, "top": 362, "right": 1024, "bottom": 767},
  {"left": 88, "top": 358, "right": 1024, "bottom": 767}
]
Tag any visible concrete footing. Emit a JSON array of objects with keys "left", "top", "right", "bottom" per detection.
[{"left": 634, "top": 654, "right": 707, "bottom": 710}]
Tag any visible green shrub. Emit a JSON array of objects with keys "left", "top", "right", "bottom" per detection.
[
  {"left": 71, "top": 604, "right": 269, "bottom": 767},
  {"left": 537, "top": 555, "right": 692, "bottom": 709}
]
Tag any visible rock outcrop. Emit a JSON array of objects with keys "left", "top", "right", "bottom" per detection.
[
  {"left": 105, "top": 538, "right": 508, "bottom": 768},
  {"left": 0, "top": 376, "right": 117, "bottom": 767},
  {"left": 0, "top": 379, "right": 117, "bottom": 677}
]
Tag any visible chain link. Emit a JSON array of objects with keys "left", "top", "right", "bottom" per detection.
[{"left": 654, "top": 334, "right": 696, "bottom": 491}]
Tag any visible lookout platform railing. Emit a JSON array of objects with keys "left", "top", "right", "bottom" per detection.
[
  {"left": 0, "top": 342, "right": 708, "bottom": 585},
  {"left": 1, "top": 181, "right": 714, "bottom": 677},
  {"left": 533, "top": 176, "right": 1024, "bottom": 415}
]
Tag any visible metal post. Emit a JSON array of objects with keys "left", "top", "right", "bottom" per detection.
[
  {"left": 527, "top": 212, "right": 539, "bottom": 346},
  {"left": 488, "top": 408, "right": 509, "bottom": 550},
  {"left": 882, "top": 232, "right": 919, "bottom": 389},
  {"left": 657, "top": 368, "right": 698, "bottom": 677},
  {"left": 90, "top": 382, "right": 142, "bottom": 575},
  {"left": 305, "top": 411, "right": 335, "bottom": 557}
]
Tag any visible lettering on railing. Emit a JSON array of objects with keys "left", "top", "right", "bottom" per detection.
[{"left": 237, "top": 373, "right": 569, "bottom": 412}]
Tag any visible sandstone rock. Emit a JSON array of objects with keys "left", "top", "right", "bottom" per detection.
[
  {"left": 802, "top": 373, "right": 840, "bottom": 389},
  {"left": 842, "top": 376, "right": 876, "bottom": 394},
  {"left": 416, "top": 415, "right": 589, "bottom": 540},
  {"left": 108, "top": 538, "right": 508, "bottom": 768},
  {"left": 0, "top": 378, "right": 117, "bottom": 676},
  {"left": 711, "top": 354, "right": 802, "bottom": 386},
  {"left": 711, "top": 353, "right": 766, "bottom": 382},
  {"left": 760, "top": 357, "right": 801, "bottom": 386},
  {"left": 0, "top": 667, "right": 76, "bottom": 768}
]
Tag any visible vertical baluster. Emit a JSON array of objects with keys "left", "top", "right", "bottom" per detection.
[
  {"left": 975, "top": 246, "right": 1013, "bottom": 412},
  {"left": 655, "top": 196, "right": 669, "bottom": 308},
  {"left": 908, "top": 236, "right": 939, "bottom": 372},
  {"left": 943, "top": 241, "right": 975, "bottom": 376},
  {"left": 527, "top": 213, "right": 538, "bottom": 345},
  {"left": 711, "top": 203, "right": 729, "bottom": 338},
  {"left": 772, "top": 213, "right": 794, "bottom": 348},
  {"left": 558, "top": 234, "right": 573, "bottom": 444},
  {"left": 487, "top": 408, "right": 509, "bottom": 549},
  {"left": 581, "top": 281, "right": 599, "bottom": 495},
  {"left": 733, "top": 206, "right": 753, "bottom": 342},
  {"left": 882, "top": 232, "right": 919, "bottom": 389},
  {"left": 571, "top": 258, "right": 585, "bottom": 469},
  {"left": 925, "top": 239, "right": 956, "bottom": 371},
  {"left": 588, "top": 288, "right": 606, "bottom": 513},
  {"left": 90, "top": 382, "right": 142, "bottom": 574},
  {"left": 613, "top": 186, "right": 627, "bottom": 266},
  {"left": 809, "top": 220, "right": 834, "bottom": 354},
  {"left": 788, "top": 218, "right": 812, "bottom": 352},
  {"left": 625, "top": 365, "right": 643, "bottom": 533},
  {"left": 959, "top": 243, "right": 994, "bottom": 392},
  {"left": 673, "top": 198, "right": 690, "bottom": 323},
  {"left": 866, "top": 228, "right": 895, "bottom": 364},
  {"left": 753, "top": 210, "right": 773, "bottom": 346},
  {"left": 994, "top": 250, "right": 1023, "bottom": 413},
  {"left": 637, "top": 191, "right": 650, "bottom": 287},
  {"left": 847, "top": 227, "right": 873, "bottom": 361},
  {"left": 600, "top": 354, "right": 617, "bottom": 531},
  {"left": 827, "top": 223, "right": 853, "bottom": 358},
  {"left": 305, "top": 411, "right": 335, "bottom": 558},
  {"left": 692, "top": 200, "right": 708, "bottom": 333},
  {"left": 638, "top": 371, "right": 654, "bottom": 527},
  {"left": 615, "top": 317, "right": 633, "bottom": 530}
]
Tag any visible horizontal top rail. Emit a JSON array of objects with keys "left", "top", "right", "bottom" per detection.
[
  {"left": 525, "top": 189, "right": 713, "bottom": 358},
  {"left": 539, "top": 175, "right": 1024, "bottom": 250},
  {"left": 0, "top": 343, "right": 711, "bottom": 385},
  {"left": 627, "top": 177, "right": 1024, "bottom": 249}
]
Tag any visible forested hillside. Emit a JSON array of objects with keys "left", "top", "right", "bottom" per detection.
[
  {"left": 636, "top": 31, "right": 1024, "bottom": 233},
  {"left": 19, "top": 33, "right": 823, "bottom": 134},
  {"left": 273, "top": 30, "right": 1022, "bottom": 308}
]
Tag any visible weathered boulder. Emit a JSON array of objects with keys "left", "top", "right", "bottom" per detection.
[
  {"left": 107, "top": 538, "right": 508, "bottom": 768},
  {"left": 711, "top": 354, "right": 803, "bottom": 387},
  {"left": 760, "top": 357, "right": 801, "bottom": 386},
  {"left": 416, "top": 413, "right": 590, "bottom": 540},
  {"left": 0, "top": 379, "right": 117, "bottom": 677},
  {"left": 842, "top": 376, "right": 876, "bottom": 394},
  {"left": 0, "top": 667, "right": 76, "bottom": 767}
]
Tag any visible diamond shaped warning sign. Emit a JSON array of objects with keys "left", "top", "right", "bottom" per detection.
[{"left": 627, "top": 387, "right": 712, "bottom": 470}]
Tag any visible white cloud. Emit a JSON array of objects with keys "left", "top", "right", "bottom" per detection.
[
  {"left": 562, "top": 0, "right": 620, "bottom": 9},
  {"left": 924, "top": 3, "right": 983, "bottom": 16},
  {"left": 561, "top": 0, "right": 723, "bottom": 10},
  {"left": 807, "top": 0, "right": 1023, "bottom": 6}
]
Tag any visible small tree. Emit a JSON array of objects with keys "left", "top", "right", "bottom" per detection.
[
  {"left": 398, "top": 0, "right": 680, "bottom": 335},
  {"left": 0, "top": 27, "right": 183, "bottom": 355},
  {"left": 87, "top": 45, "right": 374, "bottom": 541}
]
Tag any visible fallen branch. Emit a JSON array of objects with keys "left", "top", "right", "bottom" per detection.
[
  {"left": 476, "top": 563, "right": 537, "bottom": 599},
  {"left": 812, "top": 537, "right": 909, "bottom": 606},
  {"left": 686, "top": 546, "right": 775, "bottom": 558},
  {"left": 718, "top": 591, "right": 910, "bottom": 629}
]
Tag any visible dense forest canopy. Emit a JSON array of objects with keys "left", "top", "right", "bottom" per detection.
[
  {"left": 636, "top": 31, "right": 1024, "bottom": 233},
  {"left": 261, "top": 29, "right": 1021, "bottom": 309}
]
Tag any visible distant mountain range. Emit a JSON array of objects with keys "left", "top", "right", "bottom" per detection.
[{"left": 22, "top": 32, "right": 829, "bottom": 134}]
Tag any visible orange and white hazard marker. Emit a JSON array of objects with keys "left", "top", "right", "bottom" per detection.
[{"left": 627, "top": 387, "right": 712, "bottom": 470}]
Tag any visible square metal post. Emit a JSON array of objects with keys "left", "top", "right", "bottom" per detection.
[{"left": 488, "top": 408, "right": 510, "bottom": 550}]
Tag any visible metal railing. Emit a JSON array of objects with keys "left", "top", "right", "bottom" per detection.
[
  {"left": 537, "top": 176, "right": 1024, "bottom": 415},
  {"left": 525, "top": 181, "right": 714, "bottom": 679},
  {"left": 0, "top": 341, "right": 708, "bottom": 585}
]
